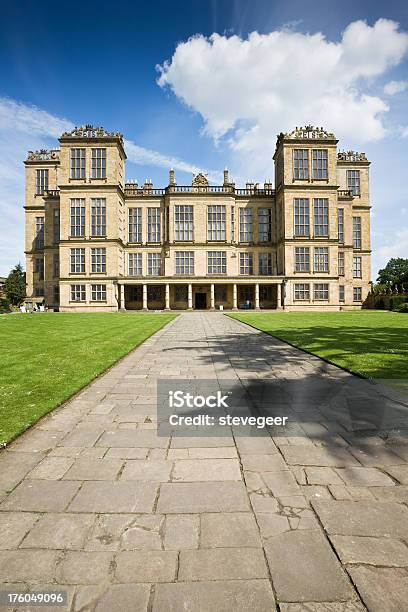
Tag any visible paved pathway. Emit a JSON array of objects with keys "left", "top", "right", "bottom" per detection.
[{"left": 1, "top": 313, "right": 408, "bottom": 611}]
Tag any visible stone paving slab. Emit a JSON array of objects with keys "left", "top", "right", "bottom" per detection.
[{"left": 1, "top": 312, "right": 408, "bottom": 610}]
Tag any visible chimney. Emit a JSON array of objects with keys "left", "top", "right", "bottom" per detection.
[
  {"left": 169, "top": 168, "right": 175, "bottom": 185},
  {"left": 223, "top": 168, "right": 229, "bottom": 186}
]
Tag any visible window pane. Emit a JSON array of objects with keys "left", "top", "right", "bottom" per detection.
[
  {"left": 293, "top": 149, "right": 309, "bottom": 180},
  {"left": 207, "top": 206, "right": 226, "bottom": 241},
  {"left": 294, "top": 199, "right": 309, "bottom": 236}
]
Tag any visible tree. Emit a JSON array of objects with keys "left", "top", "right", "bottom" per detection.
[
  {"left": 377, "top": 258, "right": 408, "bottom": 292},
  {"left": 4, "top": 263, "right": 26, "bottom": 306}
]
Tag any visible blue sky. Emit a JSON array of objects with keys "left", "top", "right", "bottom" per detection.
[{"left": 0, "top": 0, "right": 407, "bottom": 277}]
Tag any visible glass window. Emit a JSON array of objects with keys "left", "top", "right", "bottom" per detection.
[
  {"left": 71, "top": 284, "right": 86, "bottom": 302},
  {"left": 339, "top": 285, "right": 345, "bottom": 302},
  {"left": 347, "top": 170, "right": 360, "bottom": 195},
  {"left": 259, "top": 253, "right": 272, "bottom": 275},
  {"left": 295, "top": 247, "right": 310, "bottom": 272},
  {"left": 128, "top": 253, "right": 142, "bottom": 276},
  {"left": 258, "top": 208, "right": 271, "bottom": 242},
  {"left": 91, "top": 284, "right": 107, "bottom": 301},
  {"left": 147, "top": 252, "right": 161, "bottom": 275},
  {"left": 312, "top": 149, "right": 328, "bottom": 179},
  {"left": 314, "top": 247, "right": 329, "bottom": 272},
  {"left": 36, "top": 169, "right": 48, "bottom": 195},
  {"left": 338, "top": 208, "right": 344, "bottom": 243},
  {"left": 91, "top": 248, "right": 106, "bottom": 273},
  {"left": 207, "top": 251, "right": 226, "bottom": 274},
  {"left": 35, "top": 217, "right": 44, "bottom": 249},
  {"left": 239, "top": 252, "right": 253, "bottom": 275},
  {"left": 239, "top": 208, "right": 253, "bottom": 242},
  {"left": 353, "top": 256, "right": 362, "bottom": 278},
  {"left": 294, "top": 199, "right": 309, "bottom": 236},
  {"left": 34, "top": 257, "right": 44, "bottom": 280},
  {"left": 314, "top": 199, "right": 329, "bottom": 236},
  {"left": 70, "top": 148, "right": 85, "bottom": 179},
  {"left": 353, "top": 287, "right": 362, "bottom": 302},
  {"left": 175, "top": 205, "right": 194, "bottom": 241},
  {"left": 231, "top": 206, "right": 235, "bottom": 242},
  {"left": 353, "top": 216, "right": 361, "bottom": 249},
  {"left": 91, "top": 199, "right": 106, "bottom": 236},
  {"left": 91, "top": 148, "right": 106, "bottom": 179},
  {"left": 53, "top": 209, "right": 60, "bottom": 243},
  {"left": 215, "top": 286, "right": 227, "bottom": 302},
  {"left": 314, "top": 283, "right": 329, "bottom": 300},
  {"left": 175, "top": 251, "right": 194, "bottom": 275},
  {"left": 129, "top": 208, "right": 142, "bottom": 242},
  {"left": 293, "top": 149, "right": 309, "bottom": 179},
  {"left": 147, "top": 208, "right": 161, "bottom": 242},
  {"left": 53, "top": 254, "right": 59, "bottom": 278},
  {"left": 70, "top": 248, "right": 85, "bottom": 274},
  {"left": 54, "top": 285, "right": 60, "bottom": 303},
  {"left": 208, "top": 205, "right": 226, "bottom": 241},
  {"left": 338, "top": 251, "right": 345, "bottom": 276},
  {"left": 175, "top": 286, "right": 188, "bottom": 301},
  {"left": 294, "top": 283, "right": 310, "bottom": 300},
  {"left": 70, "top": 199, "right": 85, "bottom": 237}
]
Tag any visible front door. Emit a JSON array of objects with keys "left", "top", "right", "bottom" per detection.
[{"left": 195, "top": 292, "right": 207, "bottom": 309}]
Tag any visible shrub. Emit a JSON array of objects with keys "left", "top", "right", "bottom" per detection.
[
  {"left": 390, "top": 296, "right": 408, "bottom": 311},
  {"left": 396, "top": 302, "right": 408, "bottom": 313}
]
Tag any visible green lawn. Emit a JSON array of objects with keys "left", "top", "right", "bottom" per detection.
[
  {"left": 0, "top": 312, "right": 176, "bottom": 446},
  {"left": 228, "top": 311, "right": 408, "bottom": 380}
]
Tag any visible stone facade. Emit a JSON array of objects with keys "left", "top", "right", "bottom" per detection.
[{"left": 24, "top": 124, "right": 371, "bottom": 311}]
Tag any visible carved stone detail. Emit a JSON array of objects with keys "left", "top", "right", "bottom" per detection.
[
  {"left": 61, "top": 125, "right": 124, "bottom": 143},
  {"left": 337, "top": 150, "right": 368, "bottom": 162},
  {"left": 277, "top": 125, "right": 336, "bottom": 146},
  {"left": 192, "top": 172, "right": 209, "bottom": 187},
  {"left": 26, "top": 149, "right": 60, "bottom": 161}
]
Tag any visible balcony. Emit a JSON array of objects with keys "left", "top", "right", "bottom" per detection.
[
  {"left": 43, "top": 189, "right": 61, "bottom": 198},
  {"left": 338, "top": 189, "right": 353, "bottom": 199},
  {"left": 124, "top": 184, "right": 275, "bottom": 197}
]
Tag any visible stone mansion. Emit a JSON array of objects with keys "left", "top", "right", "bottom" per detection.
[{"left": 24, "top": 125, "right": 371, "bottom": 311}]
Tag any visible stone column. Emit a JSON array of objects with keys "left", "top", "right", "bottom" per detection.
[
  {"left": 120, "top": 284, "right": 125, "bottom": 310},
  {"left": 232, "top": 284, "right": 238, "bottom": 310},
  {"left": 276, "top": 283, "right": 283, "bottom": 310},
  {"left": 255, "top": 283, "right": 260, "bottom": 309},
  {"left": 188, "top": 284, "right": 193, "bottom": 310},
  {"left": 165, "top": 284, "right": 170, "bottom": 310},
  {"left": 210, "top": 284, "right": 215, "bottom": 310},
  {"left": 143, "top": 284, "right": 148, "bottom": 310}
]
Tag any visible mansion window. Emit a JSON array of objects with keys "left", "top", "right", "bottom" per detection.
[
  {"left": 353, "top": 216, "right": 361, "bottom": 249},
  {"left": 175, "top": 205, "right": 194, "bottom": 241},
  {"left": 70, "top": 248, "right": 85, "bottom": 274},
  {"left": 338, "top": 251, "right": 345, "bottom": 276},
  {"left": 129, "top": 208, "right": 142, "bottom": 243},
  {"left": 71, "top": 284, "right": 86, "bottom": 302},
  {"left": 53, "top": 254, "right": 59, "bottom": 278},
  {"left": 295, "top": 247, "right": 310, "bottom": 272},
  {"left": 91, "top": 284, "right": 107, "bottom": 301},
  {"left": 239, "top": 208, "right": 253, "bottom": 242},
  {"left": 175, "top": 251, "right": 194, "bottom": 275},
  {"left": 347, "top": 170, "right": 360, "bottom": 195},
  {"left": 314, "top": 199, "right": 329, "bottom": 236},
  {"left": 70, "top": 148, "right": 85, "bottom": 179},
  {"left": 312, "top": 149, "right": 328, "bottom": 179},
  {"left": 259, "top": 252, "right": 272, "bottom": 275},
  {"left": 294, "top": 199, "right": 309, "bottom": 236},
  {"left": 175, "top": 286, "right": 188, "bottom": 302},
  {"left": 70, "top": 199, "right": 85, "bottom": 237},
  {"left": 91, "top": 248, "right": 106, "bottom": 273},
  {"left": 207, "top": 251, "right": 226, "bottom": 274},
  {"left": 215, "top": 286, "right": 227, "bottom": 302},
  {"left": 91, "top": 148, "right": 106, "bottom": 179},
  {"left": 260, "top": 286, "right": 273, "bottom": 302},
  {"left": 231, "top": 206, "right": 235, "bottom": 242},
  {"left": 258, "top": 208, "right": 272, "bottom": 242},
  {"left": 294, "top": 283, "right": 310, "bottom": 300},
  {"left": 35, "top": 216, "right": 44, "bottom": 249},
  {"left": 54, "top": 285, "right": 60, "bottom": 303},
  {"left": 353, "top": 287, "right": 362, "bottom": 302},
  {"left": 239, "top": 252, "right": 253, "bottom": 275},
  {"left": 147, "top": 252, "right": 161, "bottom": 276},
  {"left": 314, "top": 247, "right": 329, "bottom": 272},
  {"left": 314, "top": 283, "right": 329, "bottom": 300},
  {"left": 53, "top": 209, "right": 60, "bottom": 243},
  {"left": 353, "top": 256, "right": 362, "bottom": 278},
  {"left": 293, "top": 149, "right": 309, "bottom": 180},
  {"left": 208, "top": 205, "right": 226, "bottom": 241},
  {"left": 91, "top": 199, "right": 106, "bottom": 236},
  {"left": 147, "top": 208, "right": 161, "bottom": 242},
  {"left": 128, "top": 253, "right": 142, "bottom": 276},
  {"left": 338, "top": 208, "right": 344, "bottom": 243},
  {"left": 36, "top": 169, "right": 48, "bottom": 195},
  {"left": 339, "top": 285, "right": 345, "bottom": 302},
  {"left": 34, "top": 257, "right": 44, "bottom": 281},
  {"left": 239, "top": 285, "right": 254, "bottom": 304},
  {"left": 148, "top": 286, "right": 164, "bottom": 302}
]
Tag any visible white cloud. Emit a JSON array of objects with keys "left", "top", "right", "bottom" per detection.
[
  {"left": 157, "top": 19, "right": 408, "bottom": 178},
  {"left": 0, "top": 98, "right": 220, "bottom": 275},
  {"left": 384, "top": 80, "right": 408, "bottom": 95},
  {"left": 401, "top": 126, "right": 408, "bottom": 138},
  {"left": 374, "top": 228, "right": 408, "bottom": 273}
]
